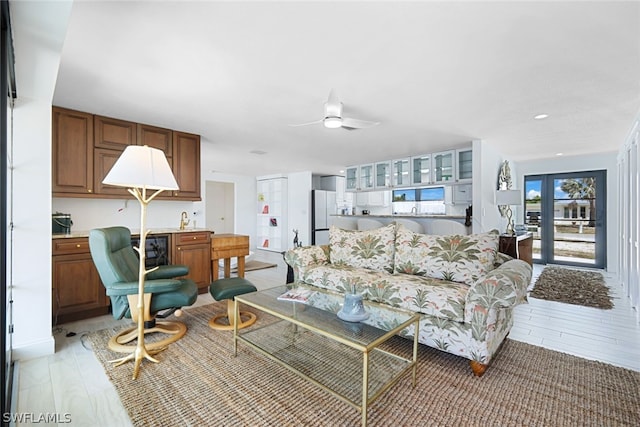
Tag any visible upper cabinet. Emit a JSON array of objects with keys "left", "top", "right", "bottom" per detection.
[
  {"left": 171, "top": 131, "right": 201, "bottom": 200},
  {"left": 358, "top": 164, "right": 374, "bottom": 191},
  {"left": 392, "top": 158, "right": 411, "bottom": 187},
  {"left": 456, "top": 147, "right": 473, "bottom": 183},
  {"left": 374, "top": 161, "right": 392, "bottom": 188},
  {"left": 94, "top": 115, "right": 136, "bottom": 150},
  {"left": 137, "top": 123, "right": 173, "bottom": 157},
  {"left": 94, "top": 115, "right": 136, "bottom": 197},
  {"left": 52, "top": 107, "right": 201, "bottom": 200},
  {"left": 52, "top": 107, "right": 94, "bottom": 195},
  {"left": 345, "top": 166, "right": 358, "bottom": 192},
  {"left": 344, "top": 145, "right": 473, "bottom": 192},
  {"left": 410, "top": 154, "right": 431, "bottom": 186},
  {"left": 432, "top": 150, "right": 455, "bottom": 184}
]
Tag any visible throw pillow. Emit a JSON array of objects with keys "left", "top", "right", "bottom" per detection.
[
  {"left": 394, "top": 224, "right": 499, "bottom": 285},
  {"left": 329, "top": 223, "right": 396, "bottom": 273}
]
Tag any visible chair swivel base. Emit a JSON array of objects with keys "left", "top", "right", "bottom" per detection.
[
  {"left": 209, "top": 277, "right": 257, "bottom": 331},
  {"left": 208, "top": 306, "right": 257, "bottom": 331},
  {"left": 107, "top": 321, "right": 187, "bottom": 354}
]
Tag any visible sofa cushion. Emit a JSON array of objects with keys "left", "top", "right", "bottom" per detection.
[
  {"left": 301, "top": 264, "right": 469, "bottom": 322},
  {"left": 394, "top": 225, "right": 499, "bottom": 286},
  {"left": 329, "top": 223, "right": 396, "bottom": 273}
]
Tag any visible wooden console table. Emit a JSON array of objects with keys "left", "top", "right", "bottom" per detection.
[
  {"left": 211, "top": 234, "right": 250, "bottom": 280},
  {"left": 499, "top": 233, "right": 533, "bottom": 266}
]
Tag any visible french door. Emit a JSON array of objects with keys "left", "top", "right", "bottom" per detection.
[{"left": 524, "top": 170, "right": 607, "bottom": 269}]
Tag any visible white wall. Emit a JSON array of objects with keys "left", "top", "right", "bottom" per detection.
[
  {"left": 53, "top": 198, "right": 198, "bottom": 231},
  {"left": 516, "top": 152, "right": 619, "bottom": 273},
  {"left": 287, "top": 171, "right": 312, "bottom": 249},
  {"left": 10, "top": 0, "right": 73, "bottom": 359},
  {"left": 473, "top": 139, "right": 520, "bottom": 234},
  {"left": 200, "top": 141, "right": 258, "bottom": 246}
]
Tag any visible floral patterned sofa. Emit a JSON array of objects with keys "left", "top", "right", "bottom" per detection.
[{"left": 284, "top": 222, "right": 532, "bottom": 376}]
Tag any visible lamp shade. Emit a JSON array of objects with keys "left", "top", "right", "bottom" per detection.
[
  {"left": 103, "top": 145, "right": 179, "bottom": 190},
  {"left": 495, "top": 189, "right": 522, "bottom": 206}
]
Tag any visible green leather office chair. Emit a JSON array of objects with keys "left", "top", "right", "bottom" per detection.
[{"left": 89, "top": 227, "right": 198, "bottom": 353}]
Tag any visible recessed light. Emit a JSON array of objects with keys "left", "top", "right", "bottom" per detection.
[
  {"left": 556, "top": 152, "right": 563, "bottom": 156},
  {"left": 534, "top": 114, "right": 549, "bottom": 120}
]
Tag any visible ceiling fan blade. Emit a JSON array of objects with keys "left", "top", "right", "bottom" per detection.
[
  {"left": 341, "top": 117, "right": 380, "bottom": 129},
  {"left": 288, "top": 119, "right": 323, "bottom": 127}
]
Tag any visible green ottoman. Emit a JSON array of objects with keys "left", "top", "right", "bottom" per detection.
[{"left": 208, "top": 277, "right": 257, "bottom": 331}]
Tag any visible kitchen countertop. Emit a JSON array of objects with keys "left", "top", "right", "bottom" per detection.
[{"left": 52, "top": 228, "right": 215, "bottom": 239}]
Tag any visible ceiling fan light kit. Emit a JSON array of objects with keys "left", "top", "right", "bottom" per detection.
[
  {"left": 290, "top": 90, "right": 379, "bottom": 130},
  {"left": 323, "top": 117, "right": 342, "bottom": 128}
]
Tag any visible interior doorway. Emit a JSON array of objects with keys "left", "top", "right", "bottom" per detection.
[
  {"left": 206, "top": 181, "right": 235, "bottom": 234},
  {"left": 524, "top": 170, "right": 606, "bottom": 269}
]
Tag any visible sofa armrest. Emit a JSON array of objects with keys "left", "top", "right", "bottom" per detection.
[
  {"left": 464, "top": 259, "right": 532, "bottom": 322},
  {"left": 284, "top": 245, "right": 329, "bottom": 282}
]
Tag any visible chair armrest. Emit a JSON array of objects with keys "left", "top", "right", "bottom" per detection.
[
  {"left": 284, "top": 245, "right": 329, "bottom": 282},
  {"left": 147, "top": 264, "right": 189, "bottom": 279},
  {"left": 106, "top": 279, "right": 183, "bottom": 296},
  {"left": 464, "top": 259, "right": 532, "bottom": 322}
]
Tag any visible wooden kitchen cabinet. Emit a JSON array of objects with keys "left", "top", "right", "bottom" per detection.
[
  {"left": 52, "top": 106, "right": 201, "bottom": 201},
  {"left": 138, "top": 123, "right": 173, "bottom": 157},
  {"left": 52, "top": 107, "right": 95, "bottom": 196},
  {"left": 93, "top": 148, "right": 131, "bottom": 197},
  {"left": 52, "top": 237, "right": 109, "bottom": 324},
  {"left": 93, "top": 115, "right": 136, "bottom": 197},
  {"left": 94, "top": 115, "right": 136, "bottom": 150},
  {"left": 171, "top": 131, "right": 201, "bottom": 200},
  {"left": 173, "top": 231, "right": 211, "bottom": 294}
]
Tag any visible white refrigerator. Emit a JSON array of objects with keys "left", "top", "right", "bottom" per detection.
[{"left": 311, "top": 190, "right": 336, "bottom": 245}]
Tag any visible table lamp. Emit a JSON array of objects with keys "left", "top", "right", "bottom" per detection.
[
  {"left": 496, "top": 189, "right": 522, "bottom": 236},
  {"left": 102, "top": 145, "right": 178, "bottom": 379}
]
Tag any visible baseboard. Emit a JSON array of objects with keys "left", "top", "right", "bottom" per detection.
[{"left": 11, "top": 336, "right": 55, "bottom": 360}]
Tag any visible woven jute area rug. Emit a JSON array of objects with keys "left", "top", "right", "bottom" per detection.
[
  {"left": 88, "top": 303, "right": 639, "bottom": 426},
  {"left": 530, "top": 266, "right": 614, "bottom": 309}
]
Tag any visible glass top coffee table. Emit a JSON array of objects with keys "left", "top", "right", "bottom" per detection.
[{"left": 234, "top": 285, "right": 420, "bottom": 427}]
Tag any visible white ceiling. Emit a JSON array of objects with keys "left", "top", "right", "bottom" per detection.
[{"left": 51, "top": 1, "right": 640, "bottom": 177}]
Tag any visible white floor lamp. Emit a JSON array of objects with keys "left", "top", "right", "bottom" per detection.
[{"left": 102, "top": 145, "right": 178, "bottom": 379}]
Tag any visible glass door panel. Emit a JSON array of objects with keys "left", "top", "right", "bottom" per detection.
[
  {"left": 525, "top": 171, "right": 606, "bottom": 268},
  {"left": 359, "top": 164, "right": 374, "bottom": 190},
  {"left": 411, "top": 155, "right": 431, "bottom": 185},
  {"left": 392, "top": 158, "right": 410, "bottom": 187},
  {"left": 375, "top": 161, "right": 391, "bottom": 188}
]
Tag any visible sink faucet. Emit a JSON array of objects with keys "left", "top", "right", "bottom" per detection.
[
  {"left": 179, "top": 211, "right": 190, "bottom": 230},
  {"left": 411, "top": 207, "right": 418, "bottom": 215}
]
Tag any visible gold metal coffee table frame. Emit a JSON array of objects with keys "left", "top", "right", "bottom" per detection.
[{"left": 234, "top": 285, "right": 419, "bottom": 427}]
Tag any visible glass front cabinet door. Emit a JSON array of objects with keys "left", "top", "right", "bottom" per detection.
[
  {"left": 411, "top": 154, "right": 432, "bottom": 186},
  {"left": 374, "top": 161, "right": 392, "bottom": 188},
  {"left": 359, "top": 164, "right": 374, "bottom": 190},
  {"left": 456, "top": 148, "right": 473, "bottom": 182},
  {"left": 432, "top": 150, "right": 455, "bottom": 184},
  {"left": 345, "top": 166, "right": 358, "bottom": 192},
  {"left": 392, "top": 158, "right": 410, "bottom": 187}
]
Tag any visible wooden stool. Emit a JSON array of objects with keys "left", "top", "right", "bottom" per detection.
[{"left": 208, "top": 277, "right": 257, "bottom": 330}]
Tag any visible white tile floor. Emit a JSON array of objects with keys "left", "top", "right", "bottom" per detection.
[{"left": 12, "top": 253, "right": 640, "bottom": 426}]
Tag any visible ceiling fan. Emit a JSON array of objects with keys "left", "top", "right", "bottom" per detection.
[{"left": 289, "top": 90, "right": 380, "bottom": 130}]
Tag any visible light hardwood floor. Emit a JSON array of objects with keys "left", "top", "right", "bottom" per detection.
[{"left": 13, "top": 252, "right": 640, "bottom": 426}]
